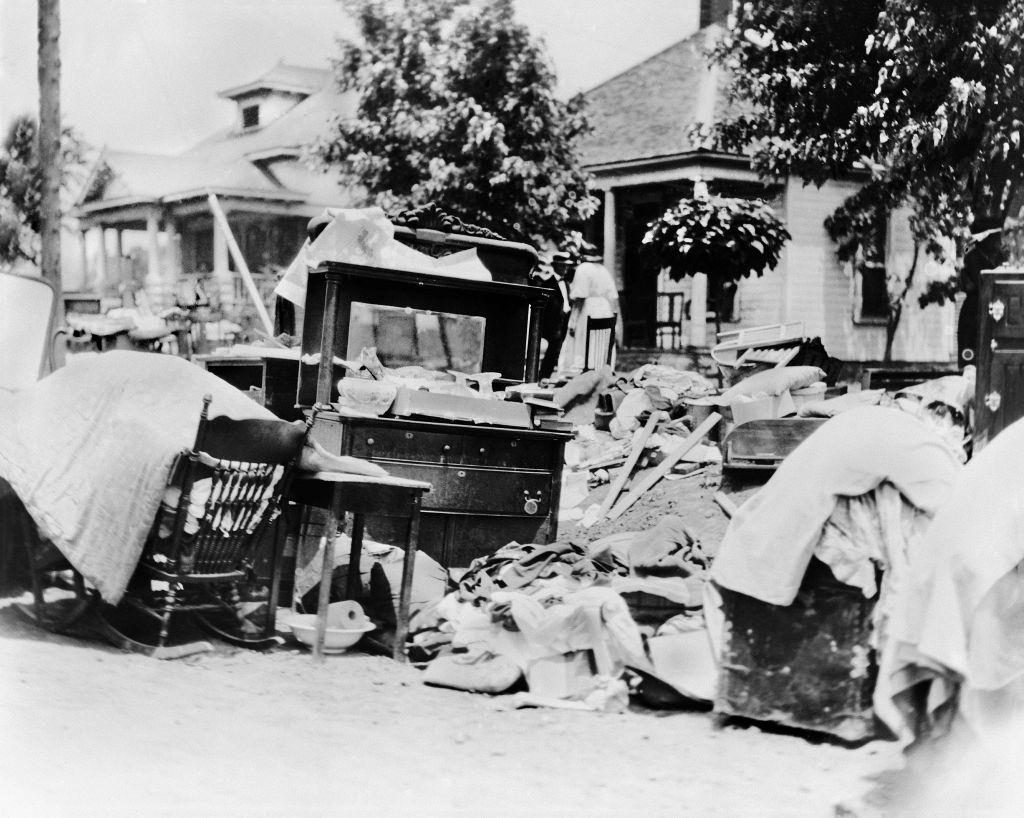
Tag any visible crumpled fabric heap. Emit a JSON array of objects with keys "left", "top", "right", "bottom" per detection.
[
  {"left": 409, "top": 541, "right": 649, "bottom": 683},
  {"left": 629, "top": 364, "right": 716, "bottom": 400}
]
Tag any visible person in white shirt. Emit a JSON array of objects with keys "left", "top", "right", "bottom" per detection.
[{"left": 559, "top": 254, "right": 619, "bottom": 373}]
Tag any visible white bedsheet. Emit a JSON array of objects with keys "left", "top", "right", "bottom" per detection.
[{"left": 710, "top": 406, "right": 961, "bottom": 606}]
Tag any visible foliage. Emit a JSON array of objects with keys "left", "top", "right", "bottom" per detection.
[
  {"left": 707, "top": 0, "right": 1024, "bottom": 357},
  {"left": 642, "top": 193, "right": 790, "bottom": 283},
  {"left": 313, "top": 0, "right": 598, "bottom": 247},
  {"left": 0, "top": 114, "right": 82, "bottom": 266}
]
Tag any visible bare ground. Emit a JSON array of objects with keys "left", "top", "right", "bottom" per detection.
[{"left": 0, "top": 468, "right": 903, "bottom": 816}]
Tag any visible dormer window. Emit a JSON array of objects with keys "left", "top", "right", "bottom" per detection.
[{"left": 242, "top": 105, "right": 260, "bottom": 129}]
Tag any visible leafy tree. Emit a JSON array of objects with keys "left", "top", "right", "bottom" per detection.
[
  {"left": 0, "top": 114, "right": 82, "bottom": 268},
  {"left": 314, "top": 0, "right": 598, "bottom": 247},
  {"left": 707, "top": 0, "right": 1024, "bottom": 360},
  {"left": 643, "top": 189, "right": 791, "bottom": 333}
]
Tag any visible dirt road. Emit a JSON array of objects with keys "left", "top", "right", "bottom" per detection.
[{"left": 0, "top": 599, "right": 900, "bottom": 816}]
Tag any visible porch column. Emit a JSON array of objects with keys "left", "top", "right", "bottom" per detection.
[
  {"left": 603, "top": 188, "right": 619, "bottom": 291},
  {"left": 146, "top": 212, "right": 162, "bottom": 309},
  {"left": 164, "top": 218, "right": 182, "bottom": 303},
  {"left": 212, "top": 214, "right": 233, "bottom": 311},
  {"left": 113, "top": 228, "right": 123, "bottom": 260},
  {"left": 77, "top": 229, "right": 89, "bottom": 290},
  {"left": 689, "top": 273, "right": 708, "bottom": 348},
  {"left": 96, "top": 226, "right": 109, "bottom": 289}
]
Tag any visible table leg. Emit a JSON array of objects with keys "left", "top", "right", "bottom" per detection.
[
  {"left": 266, "top": 515, "right": 284, "bottom": 639},
  {"left": 346, "top": 513, "right": 365, "bottom": 600},
  {"left": 393, "top": 494, "right": 422, "bottom": 662},
  {"left": 313, "top": 497, "right": 339, "bottom": 661}
]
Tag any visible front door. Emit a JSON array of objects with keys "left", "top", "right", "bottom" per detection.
[{"left": 975, "top": 269, "right": 1024, "bottom": 449}]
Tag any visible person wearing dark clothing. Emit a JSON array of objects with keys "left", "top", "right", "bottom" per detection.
[{"left": 534, "top": 252, "right": 571, "bottom": 380}]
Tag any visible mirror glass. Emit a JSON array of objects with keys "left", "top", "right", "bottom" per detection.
[{"left": 347, "top": 302, "right": 486, "bottom": 372}]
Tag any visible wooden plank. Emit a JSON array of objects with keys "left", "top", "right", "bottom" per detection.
[
  {"left": 583, "top": 410, "right": 664, "bottom": 528},
  {"left": 605, "top": 412, "right": 722, "bottom": 521},
  {"left": 714, "top": 491, "right": 739, "bottom": 518},
  {"left": 207, "top": 192, "right": 275, "bottom": 338}
]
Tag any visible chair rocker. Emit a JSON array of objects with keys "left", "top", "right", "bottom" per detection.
[{"left": 93, "top": 395, "right": 314, "bottom": 655}]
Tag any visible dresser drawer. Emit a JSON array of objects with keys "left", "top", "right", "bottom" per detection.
[
  {"left": 374, "top": 460, "right": 552, "bottom": 516},
  {"left": 347, "top": 424, "right": 557, "bottom": 469}
]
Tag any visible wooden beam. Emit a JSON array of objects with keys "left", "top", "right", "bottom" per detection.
[
  {"left": 606, "top": 412, "right": 722, "bottom": 521},
  {"left": 714, "top": 491, "right": 739, "bottom": 519},
  {"left": 583, "top": 410, "right": 664, "bottom": 528},
  {"left": 207, "top": 191, "right": 274, "bottom": 337}
]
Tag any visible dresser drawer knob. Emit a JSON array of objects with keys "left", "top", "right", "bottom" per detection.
[
  {"left": 457, "top": 470, "right": 467, "bottom": 478},
  {"left": 366, "top": 438, "right": 374, "bottom": 446},
  {"left": 443, "top": 444, "right": 452, "bottom": 453},
  {"left": 523, "top": 498, "right": 539, "bottom": 514}
]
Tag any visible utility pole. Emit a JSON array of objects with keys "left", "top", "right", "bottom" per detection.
[{"left": 38, "top": 0, "right": 63, "bottom": 343}]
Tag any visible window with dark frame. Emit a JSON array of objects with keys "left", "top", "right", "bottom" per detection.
[
  {"left": 242, "top": 105, "right": 260, "bottom": 129},
  {"left": 858, "top": 211, "right": 889, "bottom": 321}
]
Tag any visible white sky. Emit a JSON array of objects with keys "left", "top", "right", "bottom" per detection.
[{"left": 0, "top": 0, "right": 700, "bottom": 155}]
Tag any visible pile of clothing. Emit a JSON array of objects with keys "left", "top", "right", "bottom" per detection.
[{"left": 408, "top": 523, "right": 716, "bottom": 711}]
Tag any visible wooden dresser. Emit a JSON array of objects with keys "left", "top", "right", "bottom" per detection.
[
  {"left": 310, "top": 411, "right": 569, "bottom": 566},
  {"left": 297, "top": 246, "right": 570, "bottom": 567}
]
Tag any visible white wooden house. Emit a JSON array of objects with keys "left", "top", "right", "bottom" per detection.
[{"left": 578, "top": 0, "right": 957, "bottom": 363}]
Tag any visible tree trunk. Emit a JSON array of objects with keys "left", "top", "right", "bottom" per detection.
[
  {"left": 38, "top": 0, "right": 62, "bottom": 354},
  {"left": 882, "top": 240, "right": 921, "bottom": 363},
  {"left": 883, "top": 304, "right": 901, "bottom": 363}
]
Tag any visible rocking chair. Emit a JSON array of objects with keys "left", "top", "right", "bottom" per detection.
[
  {"left": 14, "top": 395, "right": 315, "bottom": 655},
  {"left": 89, "top": 395, "right": 315, "bottom": 654}
]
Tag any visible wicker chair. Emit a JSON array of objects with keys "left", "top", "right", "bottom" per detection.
[{"left": 93, "top": 395, "right": 314, "bottom": 653}]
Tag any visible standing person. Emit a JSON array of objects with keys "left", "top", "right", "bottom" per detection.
[
  {"left": 534, "top": 252, "right": 571, "bottom": 380},
  {"left": 559, "top": 253, "right": 619, "bottom": 373}
]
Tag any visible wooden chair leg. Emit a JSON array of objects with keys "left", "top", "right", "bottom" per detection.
[
  {"left": 266, "top": 516, "right": 285, "bottom": 638},
  {"left": 393, "top": 496, "right": 422, "bottom": 662},
  {"left": 158, "top": 586, "right": 177, "bottom": 648}
]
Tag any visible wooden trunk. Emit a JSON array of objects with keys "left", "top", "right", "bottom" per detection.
[{"left": 714, "top": 559, "right": 880, "bottom": 743}]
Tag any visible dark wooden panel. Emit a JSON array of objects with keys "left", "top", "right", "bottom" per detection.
[
  {"left": 976, "top": 270, "right": 1024, "bottom": 449},
  {"left": 347, "top": 423, "right": 558, "bottom": 469},
  {"left": 723, "top": 419, "right": 827, "bottom": 470},
  {"left": 368, "top": 460, "right": 551, "bottom": 516},
  {"left": 715, "top": 560, "right": 880, "bottom": 742}
]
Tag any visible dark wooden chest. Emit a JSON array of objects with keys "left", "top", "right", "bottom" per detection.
[
  {"left": 311, "top": 411, "right": 570, "bottom": 567},
  {"left": 714, "top": 559, "right": 880, "bottom": 742}
]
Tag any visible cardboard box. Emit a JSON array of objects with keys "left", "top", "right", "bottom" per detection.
[{"left": 525, "top": 651, "right": 595, "bottom": 699}]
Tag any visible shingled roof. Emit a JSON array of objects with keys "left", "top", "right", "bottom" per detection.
[
  {"left": 579, "top": 24, "right": 736, "bottom": 168},
  {"left": 76, "top": 63, "right": 354, "bottom": 213}
]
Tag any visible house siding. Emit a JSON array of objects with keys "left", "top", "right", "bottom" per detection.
[{"left": 778, "top": 179, "right": 955, "bottom": 363}]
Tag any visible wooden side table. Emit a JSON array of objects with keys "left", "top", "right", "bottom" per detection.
[{"left": 290, "top": 472, "right": 432, "bottom": 661}]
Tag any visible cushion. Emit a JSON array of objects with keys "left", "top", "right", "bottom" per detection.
[{"left": 718, "top": 366, "right": 826, "bottom": 405}]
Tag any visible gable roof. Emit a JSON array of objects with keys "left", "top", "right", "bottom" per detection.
[
  {"left": 579, "top": 24, "right": 738, "bottom": 168},
  {"left": 217, "top": 62, "right": 331, "bottom": 100}
]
